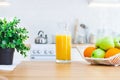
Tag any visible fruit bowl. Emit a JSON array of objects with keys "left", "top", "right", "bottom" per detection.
[
  {"left": 84, "top": 53, "right": 120, "bottom": 66},
  {"left": 76, "top": 46, "right": 120, "bottom": 66}
]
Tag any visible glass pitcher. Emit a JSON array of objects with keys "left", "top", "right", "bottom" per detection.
[{"left": 55, "top": 24, "right": 71, "bottom": 63}]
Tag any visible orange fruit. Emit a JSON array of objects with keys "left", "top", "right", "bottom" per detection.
[
  {"left": 105, "top": 48, "right": 120, "bottom": 58},
  {"left": 83, "top": 46, "right": 96, "bottom": 57}
]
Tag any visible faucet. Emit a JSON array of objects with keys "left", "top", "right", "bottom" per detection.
[{"left": 80, "top": 24, "right": 88, "bottom": 43}]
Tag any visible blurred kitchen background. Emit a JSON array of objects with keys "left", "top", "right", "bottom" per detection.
[{"left": 1, "top": 0, "right": 120, "bottom": 44}]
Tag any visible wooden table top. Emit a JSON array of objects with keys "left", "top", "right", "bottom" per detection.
[{"left": 0, "top": 61, "right": 120, "bottom": 80}]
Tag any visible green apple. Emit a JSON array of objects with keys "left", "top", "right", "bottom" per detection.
[
  {"left": 114, "top": 37, "right": 120, "bottom": 48},
  {"left": 95, "top": 38, "right": 102, "bottom": 48},
  {"left": 98, "top": 36, "right": 115, "bottom": 50},
  {"left": 91, "top": 48, "right": 105, "bottom": 58}
]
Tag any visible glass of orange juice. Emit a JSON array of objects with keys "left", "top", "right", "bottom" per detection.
[{"left": 56, "top": 24, "right": 71, "bottom": 63}]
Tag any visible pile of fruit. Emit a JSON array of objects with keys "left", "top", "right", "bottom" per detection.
[{"left": 84, "top": 36, "right": 120, "bottom": 58}]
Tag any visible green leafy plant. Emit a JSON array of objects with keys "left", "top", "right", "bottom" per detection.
[{"left": 0, "top": 17, "right": 30, "bottom": 57}]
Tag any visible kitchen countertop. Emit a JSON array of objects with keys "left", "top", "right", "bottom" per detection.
[
  {"left": 0, "top": 61, "right": 120, "bottom": 80},
  {"left": 72, "top": 43, "right": 94, "bottom": 47},
  {"left": 28, "top": 43, "right": 94, "bottom": 48}
]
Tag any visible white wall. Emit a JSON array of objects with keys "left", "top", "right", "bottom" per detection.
[{"left": 0, "top": 0, "right": 120, "bottom": 44}]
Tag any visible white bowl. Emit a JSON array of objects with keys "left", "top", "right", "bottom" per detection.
[
  {"left": 76, "top": 46, "right": 120, "bottom": 66},
  {"left": 84, "top": 53, "right": 120, "bottom": 66}
]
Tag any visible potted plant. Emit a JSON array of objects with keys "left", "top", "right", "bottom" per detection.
[{"left": 0, "top": 17, "right": 30, "bottom": 65}]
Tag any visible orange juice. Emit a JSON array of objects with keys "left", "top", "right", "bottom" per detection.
[{"left": 56, "top": 34, "right": 71, "bottom": 63}]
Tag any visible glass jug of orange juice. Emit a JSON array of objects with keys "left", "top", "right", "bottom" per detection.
[{"left": 56, "top": 24, "right": 71, "bottom": 63}]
